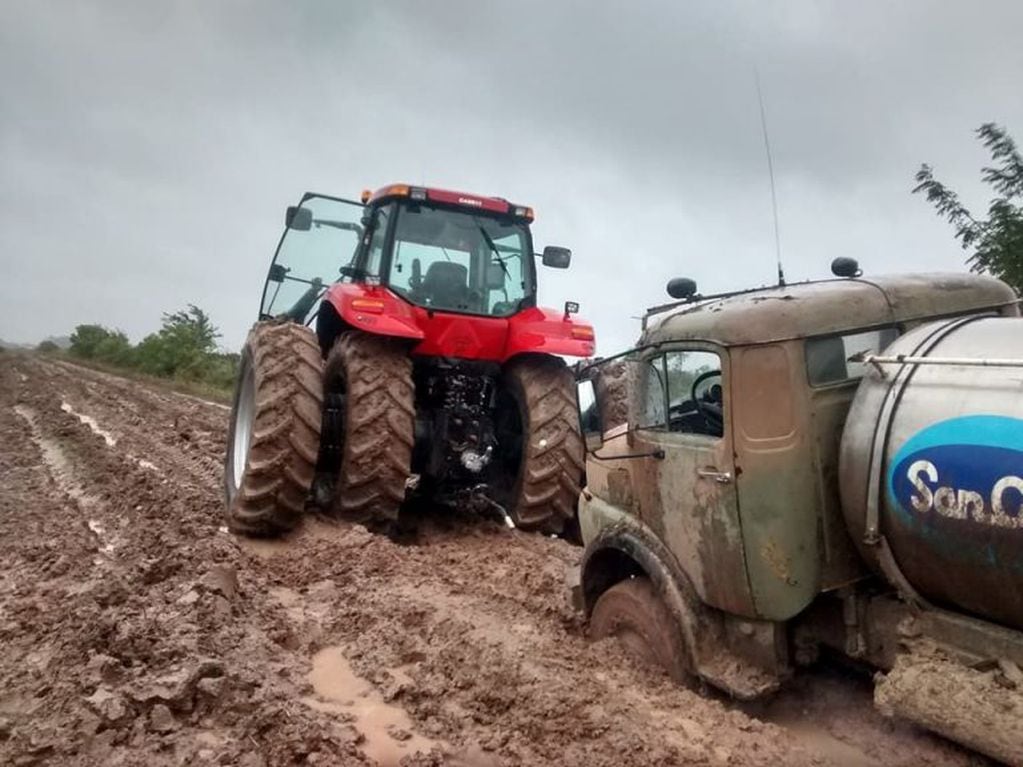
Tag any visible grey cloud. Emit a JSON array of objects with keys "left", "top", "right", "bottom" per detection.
[{"left": 1, "top": 1, "right": 1021, "bottom": 355}]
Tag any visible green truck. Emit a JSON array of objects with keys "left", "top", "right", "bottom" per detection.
[{"left": 574, "top": 262, "right": 1023, "bottom": 763}]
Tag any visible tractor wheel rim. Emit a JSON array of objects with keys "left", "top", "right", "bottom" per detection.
[{"left": 232, "top": 360, "right": 256, "bottom": 491}]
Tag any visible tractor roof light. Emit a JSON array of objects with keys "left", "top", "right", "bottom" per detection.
[
  {"left": 410, "top": 186, "right": 427, "bottom": 201},
  {"left": 512, "top": 205, "right": 535, "bottom": 221},
  {"left": 360, "top": 188, "right": 372, "bottom": 204},
  {"left": 368, "top": 184, "right": 411, "bottom": 204},
  {"left": 571, "top": 325, "right": 595, "bottom": 340}
]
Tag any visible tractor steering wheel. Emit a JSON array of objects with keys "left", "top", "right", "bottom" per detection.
[{"left": 691, "top": 369, "right": 723, "bottom": 434}]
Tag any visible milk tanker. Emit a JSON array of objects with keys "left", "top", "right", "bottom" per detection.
[
  {"left": 574, "top": 264, "right": 1023, "bottom": 764},
  {"left": 842, "top": 315, "right": 1023, "bottom": 631}
]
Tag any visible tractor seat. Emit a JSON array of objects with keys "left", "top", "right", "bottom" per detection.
[{"left": 422, "top": 261, "right": 471, "bottom": 310}]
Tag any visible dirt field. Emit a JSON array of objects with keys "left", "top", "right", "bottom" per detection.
[{"left": 0, "top": 354, "right": 988, "bottom": 766}]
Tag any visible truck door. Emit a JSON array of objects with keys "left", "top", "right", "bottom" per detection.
[{"left": 630, "top": 345, "right": 755, "bottom": 616}]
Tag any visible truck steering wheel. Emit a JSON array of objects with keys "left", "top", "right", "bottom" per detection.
[{"left": 691, "top": 369, "right": 723, "bottom": 434}]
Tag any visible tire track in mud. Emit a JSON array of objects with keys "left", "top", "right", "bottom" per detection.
[
  {"left": 0, "top": 356, "right": 986, "bottom": 766},
  {"left": 34, "top": 358, "right": 226, "bottom": 489}
]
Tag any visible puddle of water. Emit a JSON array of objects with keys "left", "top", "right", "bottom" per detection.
[
  {"left": 767, "top": 712, "right": 882, "bottom": 767},
  {"left": 305, "top": 646, "right": 441, "bottom": 766},
  {"left": 751, "top": 675, "right": 887, "bottom": 767},
  {"left": 60, "top": 401, "right": 117, "bottom": 446}
]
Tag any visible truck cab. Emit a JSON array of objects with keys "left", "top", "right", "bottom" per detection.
[{"left": 575, "top": 265, "right": 1019, "bottom": 700}]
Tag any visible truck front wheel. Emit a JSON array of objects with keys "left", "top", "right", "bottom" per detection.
[{"left": 589, "top": 577, "right": 689, "bottom": 681}]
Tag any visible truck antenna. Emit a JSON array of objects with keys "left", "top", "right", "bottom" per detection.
[{"left": 755, "top": 69, "right": 785, "bottom": 287}]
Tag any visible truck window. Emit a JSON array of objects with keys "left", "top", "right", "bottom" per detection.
[
  {"left": 640, "top": 350, "right": 723, "bottom": 437},
  {"left": 805, "top": 327, "right": 898, "bottom": 386}
]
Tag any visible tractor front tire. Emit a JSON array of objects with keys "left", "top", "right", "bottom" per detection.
[
  {"left": 224, "top": 322, "right": 323, "bottom": 537},
  {"left": 497, "top": 355, "right": 585, "bottom": 533},
  {"left": 323, "top": 332, "right": 414, "bottom": 523}
]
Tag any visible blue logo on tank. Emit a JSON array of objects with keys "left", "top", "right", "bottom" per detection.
[{"left": 888, "top": 415, "right": 1023, "bottom": 527}]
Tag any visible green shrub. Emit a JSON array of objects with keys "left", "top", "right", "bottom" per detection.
[{"left": 65, "top": 306, "right": 238, "bottom": 395}]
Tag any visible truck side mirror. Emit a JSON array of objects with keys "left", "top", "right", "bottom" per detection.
[
  {"left": 286, "top": 206, "right": 312, "bottom": 231},
  {"left": 542, "top": 246, "right": 572, "bottom": 269},
  {"left": 577, "top": 378, "right": 604, "bottom": 451}
]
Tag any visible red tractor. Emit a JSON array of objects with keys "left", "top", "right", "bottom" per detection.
[{"left": 224, "top": 184, "right": 595, "bottom": 537}]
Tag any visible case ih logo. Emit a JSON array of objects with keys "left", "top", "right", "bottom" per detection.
[
  {"left": 889, "top": 416, "right": 1023, "bottom": 528},
  {"left": 457, "top": 197, "right": 483, "bottom": 207}
]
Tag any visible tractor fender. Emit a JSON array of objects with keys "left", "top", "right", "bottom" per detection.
[
  {"left": 504, "top": 306, "right": 595, "bottom": 361},
  {"left": 321, "top": 283, "right": 424, "bottom": 346},
  {"left": 580, "top": 517, "right": 715, "bottom": 674}
]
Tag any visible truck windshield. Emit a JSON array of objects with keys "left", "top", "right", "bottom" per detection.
[{"left": 387, "top": 203, "right": 532, "bottom": 316}]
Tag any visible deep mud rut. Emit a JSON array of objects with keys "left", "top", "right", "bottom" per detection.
[{"left": 0, "top": 355, "right": 989, "bottom": 766}]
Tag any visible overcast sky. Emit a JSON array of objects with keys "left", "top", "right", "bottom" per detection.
[{"left": 2, "top": 1, "right": 1022, "bottom": 354}]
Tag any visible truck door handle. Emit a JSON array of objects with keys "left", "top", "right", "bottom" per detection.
[{"left": 697, "top": 468, "right": 732, "bottom": 484}]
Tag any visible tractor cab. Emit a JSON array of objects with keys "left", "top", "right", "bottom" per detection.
[{"left": 260, "top": 184, "right": 573, "bottom": 329}]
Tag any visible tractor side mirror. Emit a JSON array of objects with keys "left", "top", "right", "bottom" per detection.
[
  {"left": 286, "top": 206, "right": 312, "bottom": 231},
  {"left": 268, "top": 263, "right": 288, "bottom": 283},
  {"left": 577, "top": 378, "right": 604, "bottom": 452},
  {"left": 541, "top": 246, "right": 572, "bottom": 269},
  {"left": 486, "top": 264, "right": 506, "bottom": 290}
]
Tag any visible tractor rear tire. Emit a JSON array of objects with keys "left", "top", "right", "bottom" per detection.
[
  {"left": 497, "top": 355, "right": 585, "bottom": 533},
  {"left": 224, "top": 322, "right": 323, "bottom": 537},
  {"left": 590, "top": 577, "right": 689, "bottom": 681},
  {"left": 322, "top": 331, "right": 414, "bottom": 523}
]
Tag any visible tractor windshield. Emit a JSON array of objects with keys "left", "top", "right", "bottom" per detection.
[{"left": 386, "top": 203, "right": 533, "bottom": 316}]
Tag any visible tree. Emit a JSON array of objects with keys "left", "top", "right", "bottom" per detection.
[
  {"left": 134, "top": 304, "right": 223, "bottom": 379},
  {"left": 914, "top": 123, "right": 1023, "bottom": 295},
  {"left": 93, "top": 331, "right": 133, "bottom": 366},
  {"left": 69, "top": 324, "right": 116, "bottom": 359}
]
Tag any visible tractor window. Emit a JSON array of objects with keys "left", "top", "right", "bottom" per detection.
[
  {"left": 387, "top": 203, "right": 531, "bottom": 316},
  {"left": 363, "top": 203, "right": 392, "bottom": 279},
  {"left": 486, "top": 230, "right": 529, "bottom": 315},
  {"left": 640, "top": 350, "right": 723, "bottom": 437},
  {"left": 261, "top": 195, "right": 364, "bottom": 321}
]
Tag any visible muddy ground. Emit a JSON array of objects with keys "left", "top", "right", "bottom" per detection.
[{"left": 0, "top": 354, "right": 989, "bottom": 766}]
